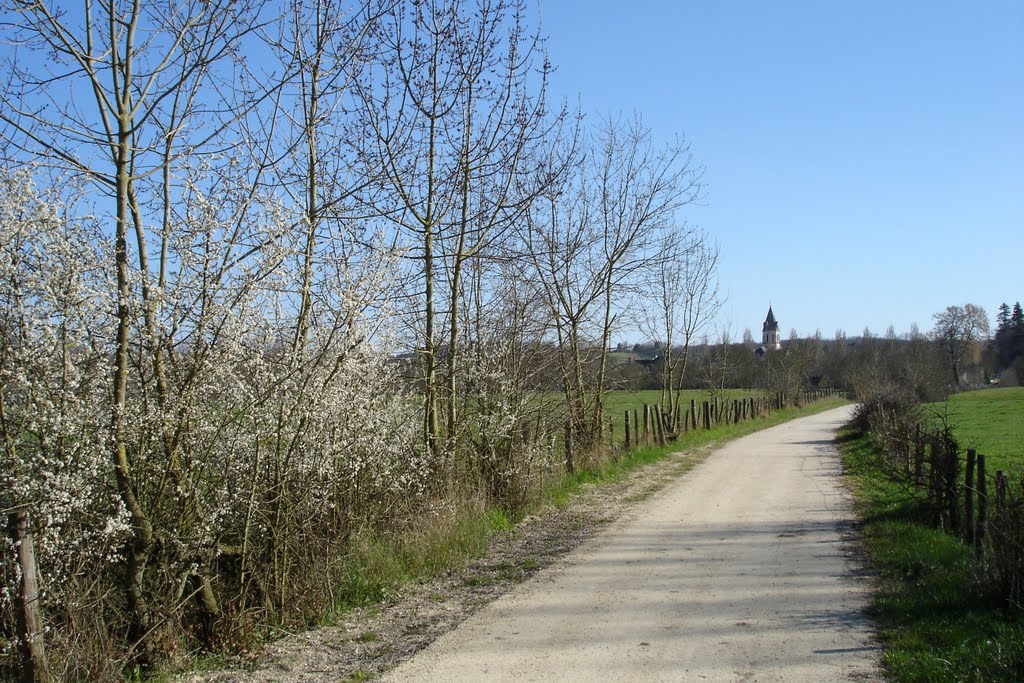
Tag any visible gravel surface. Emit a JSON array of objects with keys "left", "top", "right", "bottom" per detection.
[{"left": 185, "top": 405, "right": 881, "bottom": 682}]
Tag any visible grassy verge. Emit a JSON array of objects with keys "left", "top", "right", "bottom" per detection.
[
  {"left": 322, "top": 506, "right": 515, "bottom": 618},
  {"left": 839, "top": 427, "right": 1024, "bottom": 682}
]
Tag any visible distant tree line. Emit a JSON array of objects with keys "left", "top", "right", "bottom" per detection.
[
  {"left": 609, "top": 329, "right": 948, "bottom": 403},
  {"left": 610, "top": 297, "right": 1019, "bottom": 402}
]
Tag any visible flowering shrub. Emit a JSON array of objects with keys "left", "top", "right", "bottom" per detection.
[
  {"left": 0, "top": 170, "right": 130, "bottom": 666},
  {"left": 0, "top": 170, "right": 425, "bottom": 675},
  {"left": 450, "top": 275, "right": 556, "bottom": 515}
]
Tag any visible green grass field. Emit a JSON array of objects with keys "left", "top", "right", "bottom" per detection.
[
  {"left": 842, "top": 386, "right": 1024, "bottom": 682},
  {"left": 603, "top": 388, "right": 761, "bottom": 415},
  {"left": 923, "top": 386, "right": 1024, "bottom": 473}
]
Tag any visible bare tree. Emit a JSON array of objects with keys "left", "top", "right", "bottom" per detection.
[
  {"left": 588, "top": 115, "right": 703, "bottom": 437},
  {"left": 701, "top": 325, "right": 734, "bottom": 402},
  {"left": 519, "top": 116, "right": 704, "bottom": 465},
  {"left": 352, "top": 0, "right": 555, "bottom": 464},
  {"left": 518, "top": 145, "right": 601, "bottom": 472},
  {"left": 932, "top": 303, "right": 989, "bottom": 387},
  {"left": 644, "top": 228, "right": 720, "bottom": 433},
  {"left": 766, "top": 339, "right": 817, "bottom": 405}
]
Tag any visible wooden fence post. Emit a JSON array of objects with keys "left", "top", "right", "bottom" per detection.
[
  {"left": 995, "top": 470, "right": 1008, "bottom": 508},
  {"left": 945, "top": 439, "right": 960, "bottom": 534},
  {"left": 964, "top": 449, "right": 976, "bottom": 547},
  {"left": 654, "top": 404, "right": 666, "bottom": 446},
  {"left": 690, "top": 399, "right": 697, "bottom": 431},
  {"left": 926, "top": 434, "right": 940, "bottom": 525},
  {"left": 913, "top": 426, "right": 924, "bottom": 484},
  {"left": 975, "top": 454, "right": 987, "bottom": 560},
  {"left": 991, "top": 471, "right": 1007, "bottom": 507},
  {"left": 624, "top": 411, "right": 631, "bottom": 450},
  {"left": 643, "top": 404, "right": 651, "bottom": 445},
  {"left": 563, "top": 420, "right": 574, "bottom": 474},
  {"left": 8, "top": 508, "right": 50, "bottom": 683},
  {"left": 632, "top": 409, "right": 640, "bottom": 444}
]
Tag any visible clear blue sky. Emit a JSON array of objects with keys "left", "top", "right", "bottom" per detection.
[{"left": 540, "top": 1, "right": 1024, "bottom": 341}]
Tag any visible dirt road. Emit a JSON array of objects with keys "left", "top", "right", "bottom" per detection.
[{"left": 381, "top": 405, "right": 881, "bottom": 682}]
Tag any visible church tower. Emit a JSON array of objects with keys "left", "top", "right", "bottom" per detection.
[{"left": 762, "top": 306, "right": 781, "bottom": 350}]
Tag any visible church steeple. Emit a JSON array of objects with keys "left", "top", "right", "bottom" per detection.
[{"left": 762, "top": 306, "right": 781, "bottom": 350}]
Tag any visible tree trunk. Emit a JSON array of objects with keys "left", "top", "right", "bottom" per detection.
[
  {"left": 8, "top": 509, "right": 49, "bottom": 683},
  {"left": 114, "top": 132, "right": 157, "bottom": 668}
]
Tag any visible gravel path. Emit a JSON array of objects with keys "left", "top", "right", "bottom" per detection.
[{"left": 381, "top": 405, "right": 881, "bottom": 682}]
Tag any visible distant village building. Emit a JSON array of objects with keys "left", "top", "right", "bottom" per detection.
[{"left": 755, "top": 306, "right": 782, "bottom": 357}]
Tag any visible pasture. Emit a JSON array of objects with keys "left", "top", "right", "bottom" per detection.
[{"left": 924, "top": 386, "right": 1024, "bottom": 473}]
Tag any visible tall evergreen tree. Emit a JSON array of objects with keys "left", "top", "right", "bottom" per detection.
[
  {"left": 996, "top": 302, "right": 1024, "bottom": 383},
  {"left": 996, "top": 303, "right": 1012, "bottom": 331},
  {"left": 994, "top": 302, "right": 1014, "bottom": 369},
  {"left": 1012, "top": 302, "right": 1024, "bottom": 361}
]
